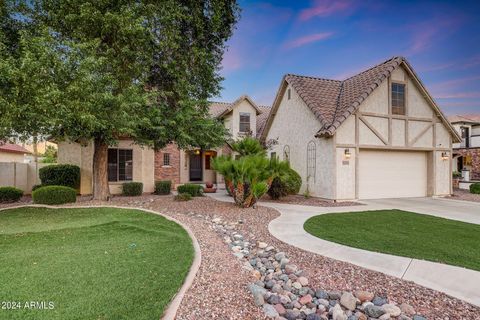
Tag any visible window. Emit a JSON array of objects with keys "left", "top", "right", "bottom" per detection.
[
  {"left": 270, "top": 152, "right": 277, "bottom": 160},
  {"left": 108, "top": 149, "right": 133, "bottom": 182},
  {"left": 283, "top": 145, "right": 290, "bottom": 163},
  {"left": 287, "top": 88, "right": 291, "bottom": 100},
  {"left": 239, "top": 112, "right": 251, "bottom": 133},
  {"left": 391, "top": 83, "right": 406, "bottom": 115},
  {"left": 163, "top": 153, "right": 170, "bottom": 166},
  {"left": 307, "top": 141, "right": 316, "bottom": 182}
]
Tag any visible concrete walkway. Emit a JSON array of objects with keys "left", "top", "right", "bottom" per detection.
[{"left": 207, "top": 193, "right": 480, "bottom": 307}]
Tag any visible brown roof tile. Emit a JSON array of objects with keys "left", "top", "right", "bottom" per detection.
[
  {"left": 256, "top": 106, "right": 272, "bottom": 137},
  {"left": 284, "top": 56, "right": 404, "bottom": 136},
  {"left": 448, "top": 114, "right": 480, "bottom": 124},
  {"left": 0, "top": 143, "right": 31, "bottom": 154}
]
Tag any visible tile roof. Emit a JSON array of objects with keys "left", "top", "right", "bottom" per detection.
[
  {"left": 256, "top": 106, "right": 272, "bottom": 137},
  {"left": 0, "top": 143, "right": 31, "bottom": 154},
  {"left": 285, "top": 56, "right": 405, "bottom": 136},
  {"left": 448, "top": 114, "right": 480, "bottom": 124}
]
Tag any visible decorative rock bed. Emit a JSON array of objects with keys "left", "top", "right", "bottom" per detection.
[{"left": 208, "top": 215, "right": 427, "bottom": 320}]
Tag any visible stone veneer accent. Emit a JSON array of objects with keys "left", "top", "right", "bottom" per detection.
[
  {"left": 155, "top": 143, "right": 181, "bottom": 187},
  {"left": 455, "top": 148, "right": 480, "bottom": 180}
]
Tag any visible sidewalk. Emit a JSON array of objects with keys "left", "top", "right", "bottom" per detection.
[{"left": 207, "top": 192, "right": 480, "bottom": 307}]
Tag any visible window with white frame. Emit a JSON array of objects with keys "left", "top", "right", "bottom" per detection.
[{"left": 239, "top": 112, "right": 251, "bottom": 133}]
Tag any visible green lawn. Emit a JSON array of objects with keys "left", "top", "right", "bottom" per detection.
[
  {"left": 0, "top": 207, "right": 194, "bottom": 320},
  {"left": 304, "top": 209, "right": 480, "bottom": 271}
]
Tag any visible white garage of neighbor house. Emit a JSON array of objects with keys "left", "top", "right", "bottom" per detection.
[{"left": 262, "top": 56, "right": 461, "bottom": 200}]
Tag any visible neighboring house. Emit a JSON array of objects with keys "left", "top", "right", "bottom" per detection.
[
  {"left": 57, "top": 95, "right": 271, "bottom": 195},
  {"left": 448, "top": 115, "right": 480, "bottom": 180},
  {"left": 0, "top": 143, "right": 31, "bottom": 163},
  {"left": 261, "top": 56, "right": 461, "bottom": 200}
]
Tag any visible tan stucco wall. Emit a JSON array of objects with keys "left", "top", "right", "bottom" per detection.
[
  {"left": 58, "top": 140, "right": 154, "bottom": 195},
  {"left": 0, "top": 152, "right": 26, "bottom": 163},
  {"left": 335, "top": 147, "right": 355, "bottom": 200},
  {"left": 265, "top": 84, "right": 335, "bottom": 199},
  {"left": 435, "top": 150, "right": 451, "bottom": 195}
]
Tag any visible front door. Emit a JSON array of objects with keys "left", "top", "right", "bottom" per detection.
[{"left": 189, "top": 153, "right": 203, "bottom": 181}]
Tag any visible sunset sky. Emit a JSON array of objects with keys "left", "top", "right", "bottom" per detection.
[{"left": 218, "top": 0, "right": 480, "bottom": 115}]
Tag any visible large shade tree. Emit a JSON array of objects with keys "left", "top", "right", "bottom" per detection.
[{"left": 0, "top": 0, "right": 239, "bottom": 200}]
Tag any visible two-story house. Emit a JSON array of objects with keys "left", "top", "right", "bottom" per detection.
[
  {"left": 449, "top": 115, "right": 480, "bottom": 181},
  {"left": 57, "top": 95, "right": 270, "bottom": 194}
]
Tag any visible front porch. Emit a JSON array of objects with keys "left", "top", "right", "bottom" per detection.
[
  {"left": 453, "top": 148, "right": 480, "bottom": 180},
  {"left": 180, "top": 149, "right": 222, "bottom": 186}
]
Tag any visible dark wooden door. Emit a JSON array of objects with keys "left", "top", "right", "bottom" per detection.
[{"left": 189, "top": 153, "right": 203, "bottom": 181}]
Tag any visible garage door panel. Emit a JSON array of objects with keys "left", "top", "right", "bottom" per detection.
[{"left": 359, "top": 150, "right": 427, "bottom": 199}]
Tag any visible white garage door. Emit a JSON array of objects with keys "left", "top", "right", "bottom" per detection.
[{"left": 359, "top": 150, "right": 427, "bottom": 199}]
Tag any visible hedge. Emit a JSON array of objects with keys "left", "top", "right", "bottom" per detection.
[
  {"left": 177, "top": 184, "right": 203, "bottom": 197},
  {"left": 39, "top": 164, "right": 80, "bottom": 189},
  {"left": 0, "top": 187, "right": 23, "bottom": 203},
  {"left": 122, "top": 182, "right": 143, "bottom": 196},
  {"left": 174, "top": 192, "right": 192, "bottom": 201},
  {"left": 470, "top": 183, "right": 480, "bottom": 194},
  {"left": 32, "top": 186, "right": 77, "bottom": 205},
  {"left": 155, "top": 180, "right": 171, "bottom": 195},
  {"left": 31, "top": 184, "right": 44, "bottom": 192}
]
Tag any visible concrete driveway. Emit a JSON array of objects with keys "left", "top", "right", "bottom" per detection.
[
  {"left": 265, "top": 196, "right": 480, "bottom": 307},
  {"left": 363, "top": 197, "right": 480, "bottom": 224}
]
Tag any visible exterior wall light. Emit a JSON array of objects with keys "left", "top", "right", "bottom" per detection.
[
  {"left": 441, "top": 152, "right": 449, "bottom": 160},
  {"left": 344, "top": 148, "right": 351, "bottom": 159},
  {"left": 194, "top": 149, "right": 201, "bottom": 155}
]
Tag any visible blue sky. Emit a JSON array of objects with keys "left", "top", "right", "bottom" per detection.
[{"left": 218, "top": 0, "right": 480, "bottom": 115}]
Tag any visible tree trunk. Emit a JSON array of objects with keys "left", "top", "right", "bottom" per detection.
[{"left": 93, "top": 138, "right": 110, "bottom": 201}]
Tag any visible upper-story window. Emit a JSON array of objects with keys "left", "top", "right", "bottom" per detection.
[
  {"left": 391, "top": 83, "right": 406, "bottom": 115},
  {"left": 461, "top": 127, "right": 470, "bottom": 148},
  {"left": 239, "top": 112, "right": 251, "bottom": 133},
  {"left": 108, "top": 149, "right": 133, "bottom": 182}
]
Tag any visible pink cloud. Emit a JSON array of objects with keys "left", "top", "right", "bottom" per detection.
[
  {"left": 284, "top": 32, "right": 334, "bottom": 49},
  {"left": 435, "top": 92, "right": 480, "bottom": 99},
  {"left": 405, "top": 15, "right": 464, "bottom": 56},
  {"left": 299, "top": 0, "right": 355, "bottom": 21},
  {"left": 221, "top": 49, "right": 242, "bottom": 73}
]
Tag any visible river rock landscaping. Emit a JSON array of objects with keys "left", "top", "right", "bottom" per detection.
[{"left": 210, "top": 215, "right": 423, "bottom": 320}]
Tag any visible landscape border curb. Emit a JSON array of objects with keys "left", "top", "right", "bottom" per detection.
[{"left": 0, "top": 204, "right": 201, "bottom": 320}]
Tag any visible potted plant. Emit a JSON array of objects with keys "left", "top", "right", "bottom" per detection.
[{"left": 203, "top": 182, "right": 217, "bottom": 193}]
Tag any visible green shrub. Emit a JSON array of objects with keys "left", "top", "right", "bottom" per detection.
[
  {"left": 174, "top": 192, "right": 192, "bottom": 201},
  {"left": 452, "top": 171, "right": 462, "bottom": 178},
  {"left": 122, "top": 182, "right": 143, "bottom": 196},
  {"left": 155, "top": 180, "right": 171, "bottom": 195},
  {"left": 470, "top": 183, "right": 480, "bottom": 194},
  {"left": 268, "top": 177, "right": 288, "bottom": 200},
  {"left": 32, "top": 186, "right": 77, "bottom": 205},
  {"left": 285, "top": 168, "right": 302, "bottom": 194},
  {"left": 0, "top": 187, "right": 23, "bottom": 203},
  {"left": 39, "top": 164, "right": 80, "bottom": 189},
  {"left": 177, "top": 184, "right": 203, "bottom": 197},
  {"left": 267, "top": 168, "right": 302, "bottom": 200},
  {"left": 32, "top": 184, "right": 44, "bottom": 192}
]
